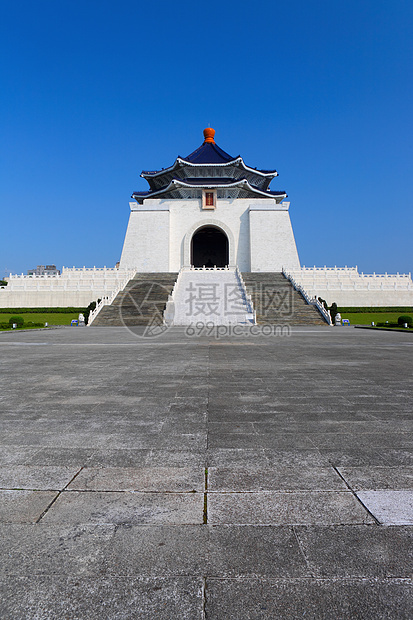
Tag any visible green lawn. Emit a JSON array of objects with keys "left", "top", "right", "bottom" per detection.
[
  {"left": 0, "top": 312, "right": 81, "bottom": 330},
  {"left": 340, "top": 312, "right": 412, "bottom": 326}
]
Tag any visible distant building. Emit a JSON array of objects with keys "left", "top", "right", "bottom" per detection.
[{"left": 27, "top": 265, "right": 60, "bottom": 276}]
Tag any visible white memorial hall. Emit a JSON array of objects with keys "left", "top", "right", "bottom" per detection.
[{"left": 1, "top": 128, "right": 412, "bottom": 324}]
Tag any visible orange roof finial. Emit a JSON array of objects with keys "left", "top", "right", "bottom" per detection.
[{"left": 203, "top": 127, "right": 215, "bottom": 144}]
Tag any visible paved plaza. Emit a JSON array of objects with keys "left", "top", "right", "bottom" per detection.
[{"left": 0, "top": 325, "right": 412, "bottom": 618}]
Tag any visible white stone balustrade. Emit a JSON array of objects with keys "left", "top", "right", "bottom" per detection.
[
  {"left": 285, "top": 267, "right": 413, "bottom": 306},
  {"left": 0, "top": 267, "right": 136, "bottom": 308},
  {"left": 87, "top": 272, "right": 133, "bottom": 325},
  {"left": 283, "top": 269, "right": 332, "bottom": 325}
]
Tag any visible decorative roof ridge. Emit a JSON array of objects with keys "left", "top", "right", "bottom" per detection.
[
  {"left": 141, "top": 155, "right": 241, "bottom": 178},
  {"left": 182, "top": 140, "right": 235, "bottom": 164},
  {"left": 176, "top": 155, "right": 243, "bottom": 166},
  {"left": 140, "top": 128, "right": 279, "bottom": 179},
  {"left": 132, "top": 178, "right": 286, "bottom": 200},
  {"left": 141, "top": 156, "right": 278, "bottom": 178}
]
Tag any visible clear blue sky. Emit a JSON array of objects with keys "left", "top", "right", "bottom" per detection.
[{"left": 1, "top": 0, "right": 412, "bottom": 276}]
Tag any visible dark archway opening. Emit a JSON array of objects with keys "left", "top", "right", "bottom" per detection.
[{"left": 191, "top": 227, "right": 229, "bottom": 268}]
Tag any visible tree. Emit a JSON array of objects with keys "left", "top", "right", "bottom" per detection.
[{"left": 330, "top": 302, "right": 338, "bottom": 324}]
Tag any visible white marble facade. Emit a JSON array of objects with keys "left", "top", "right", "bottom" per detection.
[
  {"left": 2, "top": 128, "right": 411, "bottom": 310},
  {"left": 119, "top": 199, "right": 300, "bottom": 273}
]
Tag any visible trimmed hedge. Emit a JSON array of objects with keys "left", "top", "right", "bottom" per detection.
[
  {"left": 338, "top": 307, "right": 413, "bottom": 313},
  {"left": 1, "top": 322, "right": 45, "bottom": 330},
  {"left": 0, "top": 307, "right": 87, "bottom": 314}
]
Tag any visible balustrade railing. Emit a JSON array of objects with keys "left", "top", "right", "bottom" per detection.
[
  {"left": 186, "top": 265, "right": 230, "bottom": 271},
  {"left": 286, "top": 267, "right": 412, "bottom": 292},
  {"left": 87, "top": 273, "right": 135, "bottom": 325},
  {"left": 235, "top": 266, "right": 256, "bottom": 322},
  {"left": 291, "top": 266, "right": 411, "bottom": 280},
  {"left": 283, "top": 268, "right": 332, "bottom": 325}
]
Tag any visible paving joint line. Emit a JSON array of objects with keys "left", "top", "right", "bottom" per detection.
[
  {"left": 198, "top": 576, "right": 413, "bottom": 583},
  {"left": 204, "top": 490, "right": 359, "bottom": 494},
  {"left": 332, "top": 466, "right": 381, "bottom": 525},
  {"left": 58, "top": 489, "right": 202, "bottom": 494},
  {"left": 202, "top": 576, "right": 207, "bottom": 619},
  {"left": 203, "top": 468, "right": 208, "bottom": 525},
  {"left": 203, "top": 343, "right": 210, "bottom": 526},
  {"left": 35, "top": 466, "right": 84, "bottom": 523},
  {"left": 206, "top": 343, "right": 210, "bottom": 452},
  {"left": 292, "top": 525, "right": 316, "bottom": 578}
]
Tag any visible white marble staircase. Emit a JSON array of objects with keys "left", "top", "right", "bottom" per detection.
[{"left": 164, "top": 267, "right": 255, "bottom": 326}]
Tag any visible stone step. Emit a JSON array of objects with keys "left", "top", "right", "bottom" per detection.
[
  {"left": 167, "top": 269, "right": 252, "bottom": 326},
  {"left": 242, "top": 272, "right": 328, "bottom": 325},
  {"left": 92, "top": 271, "right": 328, "bottom": 327},
  {"left": 92, "top": 273, "right": 178, "bottom": 326}
]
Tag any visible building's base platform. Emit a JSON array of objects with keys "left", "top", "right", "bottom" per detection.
[{"left": 91, "top": 272, "right": 328, "bottom": 327}]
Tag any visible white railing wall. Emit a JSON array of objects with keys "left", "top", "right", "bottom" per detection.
[
  {"left": 289, "top": 266, "right": 413, "bottom": 290},
  {"left": 87, "top": 272, "right": 135, "bottom": 325},
  {"left": 283, "top": 268, "right": 332, "bottom": 325},
  {"left": 284, "top": 266, "right": 413, "bottom": 307},
  {"left": 0, "top": 267, "right": 136, "bottom": 309},
  {"left": 235, "top": 266, "right": 256, "bottom": 323},
  {"left": 163, "top": 268, "right": 184, "bottom": 326}
]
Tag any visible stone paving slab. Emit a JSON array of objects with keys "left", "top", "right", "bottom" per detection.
[
  {"left": 102, "top": 525, "right": 208, "bottom": 576},
  {"left": 0, "top": 465, "right": 79, "bottom": 490},
  {"left": 317, "top": 447, "right": 391, "bottom": 467},
  {"left": 356, "top": 491, "right": 413, "bottom": 524},
  {"left": 68, "top": 466, "right": 204, "bottom": 492},
  {"left": 0, "top": 576, "right": 204, "bottom": 619},
  {"left": 208, "top": 466, "right": 347, "bottom": 492},
  {"left": 294, "top": 525, "right": 413, "bottom": 578},
  {"left": 205, "top": 578, "right": 413, "bottom": 619},
  {"left": 87, "top": 448, "right": 206, "bottom": 468},
  {"left": 355, "top": 433, "right": 413, "bottom": 449},
  {"left": 208, "top": 432, "right": 315, "bottom": 449},
  {"left": 380, "top": 449, "right": 413, "bottom": 466},
  {"left": 206, "top": 525, "right": 310, "bottom": 578},
  {"left": 41, "top": 490, "right": 204, "bottom": 525},
  {"left": 338, "top": 466, "right": 413, "bottom": 490},
  {"left": 1, "top": 326, "right": 413, "bottom": 617},
  {"left": 0, "top": 446, "right": 42, "bottom": 466},
  {"left": 0, "top": 490, "right": 58, "bottom": 523},
  {"left": 207, "top": 491, "right": 375, "bottom": 525},
  {"left": 25, "top": 447, "right": 98, "bottom": 466},
  {"left": 264, "top": 450, "right": 331, "bottom": 467},
  {"left": 206, "top": 448, "right": 270, "bottom": 467},
  {"left": 0, "top": 524, "right": 114, "bottom": 576}
]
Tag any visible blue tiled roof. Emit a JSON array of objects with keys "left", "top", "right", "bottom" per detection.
[
  {"left": 181, "top": 142, "right": 236, "bottom": 164},
  {"left": 179, "top": 177, "right": 237, "bottom": 185},
  {"left": 132, "top": 177, "right": 287, "bottom": 198}
]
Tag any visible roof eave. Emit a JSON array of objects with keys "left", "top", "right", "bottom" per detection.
[
  {"left": 141, "top": 159, "right": 183, "bottom": 179},
  {"left": 177, "top": 155, "right": 242, "bottom": 167},
  {"left": 240, "top": 160, "right": 279, "bottom": 177},
  {"left": 140, "top": 157, "right": 279, "bottom": 178},
  {"left": 133, "top": 179, "right": 287, "bottom": 200}
]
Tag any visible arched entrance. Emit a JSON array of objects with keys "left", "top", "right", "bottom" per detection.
[{"left": 191, "top": 226, "right": 229, "bottom": 268}]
